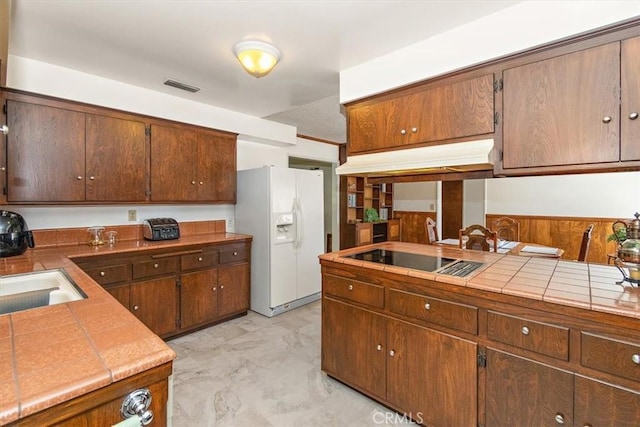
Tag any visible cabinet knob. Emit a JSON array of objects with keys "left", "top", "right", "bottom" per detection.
[
  {"left": 0, "top": 125, "right": 8, "bottom": 135},
  {"left": 89, "top": 176, "right": 95, "bottom": 180},
  {"left": 99, "top": 271, "right": 106, "bottom": 277},
  {"left": 630, "top": 112, "right": 639, "bottom": 120},
  {"left": 348, "top": 284, "right": 353, "bottom": 291},
  {"left": 153, "top": 263, "right": 159, "bottom": 268},
  {"left": 191, "top": 181, "right": 196, "bottom": 185},
  {"left": 389, "top": 350, "right": 395, "bottom": 357},
  {"left": 120, "top": 388, "right": 154, "bottom": 426},
  {"left": 233, "top": 251, "right": 238, "bottom": 256},
  {"left": 212, "top": 286, "right": 217, "bottom": 291},
  {"left": 220, "top": 285, "right": 224, "bottom": 289},
  {"left": 0, "top": 166, "right": 5, "bottom": 171},
  {"left": 632, "top": 354, "right": 640, "bottom": 365},
  {"left": 400, "top": 129, "right": 406, "bottom": 135},
  {"left": 554, "top": 413, "right": 565, "bottom": 424},
  {"left": 77, "top": 176, "right": 83, "bottom": 180},
  {"left": 602, "top": 116, "right": 612, "bottom": 123},
  {"left": 411, "top": 127, "right": 418, "bottom": 133},
  {"left": 198, "top": 257, "right": 203, "bottom": 262},
  {"left": 133, "top": 305, "right": 139, "bottom": 311},
  {"left": 424, "top": 302, "right": 431, "bottom": 310},
  {"left": 199, "top": 181, "right": 204, "bottom": 185},
  {"left": 521, "top": 326, "right": 530, "bottom": 335},
  {"left": 376, "top": 344, "right": 382, "bottom": 351}
]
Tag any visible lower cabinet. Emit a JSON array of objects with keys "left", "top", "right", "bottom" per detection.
[
  {"left": 574, "top": 376, "right": 640, "bottom": 426},
  {"left": 76, "top": 240, "right": 251, "bottom": 339},
  {"left": 322, "top": 297, "right": 477, "bottom": 426}
]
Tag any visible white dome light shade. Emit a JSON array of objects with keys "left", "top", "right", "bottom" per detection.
[{"left": 233, "top": 40, "right": 281, "bottom": 78}]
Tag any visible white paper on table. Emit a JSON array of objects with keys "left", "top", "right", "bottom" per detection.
[
  {"left": 520, "top": 245, "right": 559, "bottom": 255},
  {"left": 498, "top": 240, "right": 519, "bottom": 250},
  {"left": 436, "top": 238, "right": 460, "bottom": 246}
]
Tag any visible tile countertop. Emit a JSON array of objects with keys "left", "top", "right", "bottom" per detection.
[
  {"left": 0, "top": 232, "right": 252, "bottom": 425},
  {"left": 319, "top": 241, "right": 640, "bottom": 320}
]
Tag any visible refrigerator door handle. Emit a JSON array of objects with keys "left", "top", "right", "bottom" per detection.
[{"left": 294, "top": 197, "right": 303, "bottom": 249}]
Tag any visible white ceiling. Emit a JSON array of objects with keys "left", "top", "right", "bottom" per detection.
[{"left": 8, "top": 0, "right": 519, "bottom": 143}]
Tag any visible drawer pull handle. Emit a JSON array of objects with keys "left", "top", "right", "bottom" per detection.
[
  {"left": 376, "top": 344, "right": 382, "bottom": 351},
  {"left": 198, "top": 257, "right": 203, "bottom": 262},
  {"left": 411, "top": 127, "right": 418, "bottom": 133},
  {"left": 632, "top": 354, "right": 640, "bottom": 365},
  {"left": 153, "top": 263, "right": 159, "bottom": 268},
  {"left": 602, "top": 116, "right": 612, "bottom": 124},
  {"left": 99, "top": 271, "right": 106, "bottom": 277},
  {"left": 212, "top": 286, "right": 217, "bottom": 292},
  {"left": 220, "top": 285, "right": 225, "bottom": 289},
  {"left": 424, "top": 302, "right": 431, "bottom": 310},
  {"left": 348, "top": 284, "right": 353, "bottom": 291},
  {"left": 400, "top": 129, "right": 406, "bottom": 135},
  {"left": 389, "top": 350, "right": 395, "bottom": 357},
  {"left": 554, "top": 413, "right": 565, "bottom": 424},
  {"left": 521, "top": 326, "right": 530, "bottom": 335},
  {"left": 630, "top": 112, "right": 639, "bottom": 120},
  {"left": 233, "top": 251, "right": 238, "bottom": 256},
  {"left": 133, "top": 305, "right": 139, "bottom": 311}
]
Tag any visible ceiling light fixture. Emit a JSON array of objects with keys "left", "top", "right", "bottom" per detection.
[{"left": 233, "top": 40, "right": 281, "bottom": 78}]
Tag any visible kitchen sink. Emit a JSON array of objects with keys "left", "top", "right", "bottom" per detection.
[{"left": 0, "top": 269, "right": 86, "bottom": 315}]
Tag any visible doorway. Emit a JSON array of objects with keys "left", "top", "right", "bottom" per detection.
[{"left": 288, "top": 156, "right": 338, "bottom": 252}]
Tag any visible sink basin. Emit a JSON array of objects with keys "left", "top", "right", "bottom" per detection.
[{"left": 0, "top": 269, "right": 86, "bottom": 315}]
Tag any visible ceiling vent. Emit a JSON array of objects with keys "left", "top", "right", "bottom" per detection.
[{"left": 163, "top": 78, "right": 201, "bottom": 93}]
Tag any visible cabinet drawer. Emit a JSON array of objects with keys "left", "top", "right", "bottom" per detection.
[
  {"left": 581, "top": 332, "right": 640, "bottom": 381},
  {"left": 219, "top": 245, "right": 247, "bottom": 264},
  {"left": 323, "top": 275, "right": 384, "bottom": 308},
  {"left": 84, "top": 264, "right": 130, "bottom": 286},
  {"left": 132, "top": 258, "right": 178, "bottom": 279},
  {"left": 181, "top": 251, "right": 218, "bottom": 271},
  {"left": 388, "top": 288, "right": 477, "bottom": 335},
  {"left": 487, "top": 311, "right": 569, "bottom": 360}
]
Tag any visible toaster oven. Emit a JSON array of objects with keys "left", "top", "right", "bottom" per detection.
[{"left": 143, "top": 218, "right": 180, "bottom": 241}]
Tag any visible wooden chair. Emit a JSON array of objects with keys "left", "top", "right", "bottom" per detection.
[
  {"left": 459, "top": 224, "right": 498, "bottom": 252},
  {"left": 578, "top": 224, "right": 594, "bottom": 262},
  {"left": 490, "top": 216, "right": 520, "bottom": 242},
  {"left": 425, "top": 217, "right": 439, "bottom": 244}
]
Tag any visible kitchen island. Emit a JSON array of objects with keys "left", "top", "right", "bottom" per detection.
[
  {"left": 320, "top": 241, "right": 640, "bottom": 426},
  {"left": 0, "top": 230, "right": 251, "bottom": 426}
]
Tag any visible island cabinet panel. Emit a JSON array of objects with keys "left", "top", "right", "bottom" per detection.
[
  {"left": 85, "top": 114, "right": 147, "bottom": 201},
  {"left": 580, "top": 332, "right": 640, "bottom": 382},
  {"left": 149, "top": 124, "right": 237, "bottom": 203},
  {"left": 7, "top": 100, "right": 86, "bottom": 202},
  {"left": 574, "top": 376, "right": 640, "bottom": 426},
  {"left": 485, "top": 349, "right": 574, "bottom": 427},
  {"left": 75, "top": 240, "right": 251, "bottom": 339},
  {"left": 621, "top": 35, "right": 640, "bottom": 161},
  {"left": 347, "top": 73, "right": 495, "bottom": 155},
  {"left": 386, "top": 319, "right": 477, "bottom": 427},
  {"left": 501, "top": 41, "right": 621, "bottom": 171}
]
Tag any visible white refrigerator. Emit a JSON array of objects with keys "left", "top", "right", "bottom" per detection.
[{"left": 236, "top": 166, "right": 324, "bottom": 317}]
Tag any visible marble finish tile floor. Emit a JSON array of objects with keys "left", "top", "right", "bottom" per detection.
[{"left": 168, "top": 300, "right": 415, "bottom": 426}]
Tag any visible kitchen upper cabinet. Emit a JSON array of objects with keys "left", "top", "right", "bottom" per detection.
[
  {"left": 150, "top": 124, "right": 237, "bottom": 202},
  {"left": 85, "top": 114, "right": 147, "bottom": 201},
  {"left": 501, "top": 41, "right": 624, "bottom": 172},
  {"left": 485, "top": 349, "right": 573, "bottom": 426},
  {"left": 347, "top": 74, "right": 495, "bottom": 154},
  {"left": 621, "top": 36, "right": 640, "bottom": 161},
  {"left": 6, "top": 98, "right": 147, "bottom": 203}
]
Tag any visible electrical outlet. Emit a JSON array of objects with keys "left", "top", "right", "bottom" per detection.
[
  {"left": 226, "top": 218, "right": 235, "bottom": 232},
  {"left": 430, "top": 203, "right": 435, "bottom": 211},
  {"left": 128, "top": 210, "right": 137, "bottom": 221}
]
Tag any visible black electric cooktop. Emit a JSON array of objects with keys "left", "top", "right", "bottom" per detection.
[{"left": 346, "top": 249, "right": 484, "bottom": 277}]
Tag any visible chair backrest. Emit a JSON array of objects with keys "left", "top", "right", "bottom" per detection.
[
  {"left": 578, "top": 224, "right": 594, "bottom": 262},
  {"left": 459, "top": 224, "right": 498, "bottom": 252},
  {"left": 491, "top": 216, "right": 520, "bottom": 242},
  {"left": 425, "top": 217, "right": 439, "bottom": 244}
]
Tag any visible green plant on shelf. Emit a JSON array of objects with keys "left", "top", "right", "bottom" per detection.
[{"left": 364, "top": 208, "right": 380, "bottom": 223}]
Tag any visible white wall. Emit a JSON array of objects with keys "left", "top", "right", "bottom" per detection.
[
  {"left": 393, "top": 182, "right": 437, "bottom": 212},
  {"left": 463, "top": 180, "right": 486, "bottom": 227}
]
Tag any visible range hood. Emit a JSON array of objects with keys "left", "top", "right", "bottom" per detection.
[{"left": 336, "top": 139, "right": 495, "bottom": 178}]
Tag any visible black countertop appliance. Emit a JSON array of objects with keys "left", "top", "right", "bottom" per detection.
[{"left": 0, "top": 210, "right": 35, "bottom": 257}]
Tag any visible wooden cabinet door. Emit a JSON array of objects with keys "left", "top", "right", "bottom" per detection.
[
  {"left": 217, "top": 263, "right": 249, "bottom": 318},
  {"left": 621, "top": 36, "right": 640, "bottom": 161},
  {"left": 386, "top": 319, "right": 477, "bottom": 427},
  {"left": 105, "top": 284, "right": 130, "bottom": 309},
  {"left": 85, "top": 114, "right": 147, "bottom": 201},
  {"left": 574, "top": 375, "right": 640, "bottom": 426},
  {"left": 348, "top": 98, "right": 408, "bottom": 153},
  {"left": 180, "top": 268, "right": 218, "bottom": 329},
  {"left": 130, "top": 277, "right": 178, "bottom": 337},
  {"left": 485, "top": 349, "right": 573, "bottom": 427},
  {"left": 321, "top": 297, "right": 387, "bottom": 399},
  {"left": 196, "top": 130, "right": 237, "bottom": 202},
  {"left": 355, "top": 222, "right": 373, "bottom": 246},
  {"left": 411, "top": 73, "right": 494, "bottom": 144},
  {"left": 502, "top": 42, "right": 620, "bottom": 169},
  {"left": 7, "top": 100, "right": 86, "bottom": 202},
  {"left": 149, "top": 124, "right": 198, "bottom": 201},
  {"left": 387, "top": 219, "right": 400, "bottom": 241}
]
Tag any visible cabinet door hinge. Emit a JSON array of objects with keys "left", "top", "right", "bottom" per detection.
[
  {"left": 499, "top": 149, "right": 504, "bottom": 162},
  {"left": 176, "top": 278, "right": 181, "bottom": 288},
  {"left": 145, "top": 126, "right": 151, "bottom": 136},
  {"left": 477, "top": 350, "right": 487, "bottom": 367},
  {"left": 493, "top": 78, "right": 503, "bottom": 93},
  {"left": 176, "top": 317, "right": 181, "bottom": 329},
  {"left": 2, "top": 187, "right": 6, "bottom": 196},
  {"left": 494, "top": 112, "right": 500, "bottom": 125},
  {"left": 2, "top": 104, "right": 6, "bottom": 115}
]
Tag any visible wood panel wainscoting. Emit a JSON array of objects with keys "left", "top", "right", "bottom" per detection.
[
  {"left": 486, "top": 214, "right": 620, "bottom": 264},
  {"left": 394, "top": 211, "right": 436, "bottom": 245}
]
